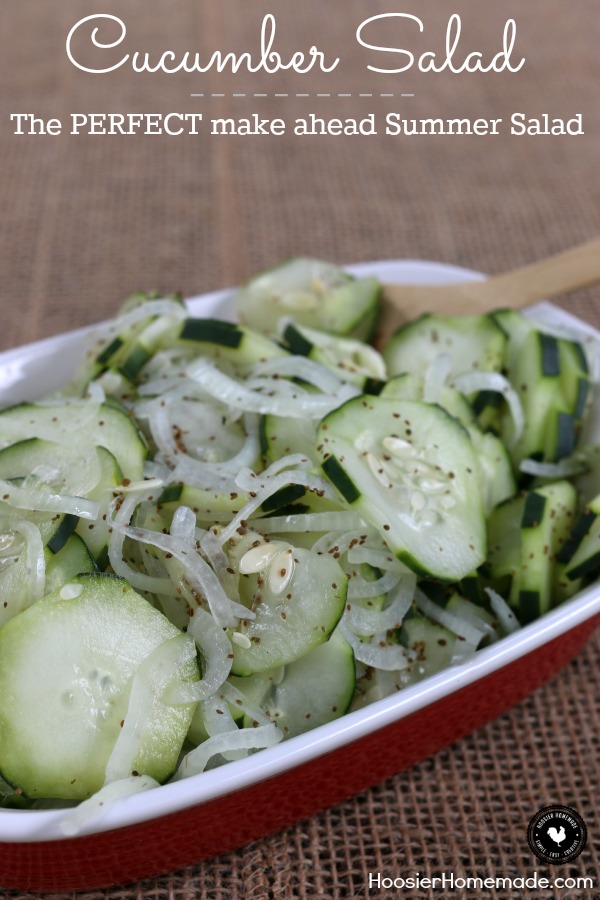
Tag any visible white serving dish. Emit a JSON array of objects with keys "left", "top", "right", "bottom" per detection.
[{"left": 0, "top": 260, "right": 598, "bottom": 892}]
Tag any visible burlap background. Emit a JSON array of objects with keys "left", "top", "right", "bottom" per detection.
[{"left": 1, "top": 1, "right": 599, "bottom": 897}]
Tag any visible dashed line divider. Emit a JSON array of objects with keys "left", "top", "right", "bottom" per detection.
[{"left": 190, "top": 92, "right": 415, "bottom": 98}]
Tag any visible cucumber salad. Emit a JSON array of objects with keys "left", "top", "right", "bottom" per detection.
[{"left": 0, "top": 257, "right": 599, "bottom": 831}]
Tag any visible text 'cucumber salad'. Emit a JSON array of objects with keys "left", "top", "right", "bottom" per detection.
[{"left": 1, "top": 257, "right": 599, "bottom": 834}]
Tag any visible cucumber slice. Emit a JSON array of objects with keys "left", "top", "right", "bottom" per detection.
[
  {"left": 513, "top": 481, "right": 578, "bottom": 622},
  {"left": 281, "top": 321, "right": 387, "bottom": 389},
  {"left": 117, "top": 310, "right": 184, "bottom": 382},
  {"left": 91, "top": 368, "right": 137, "bottom": 404},
  {"left": 260, "top": 414, "right": 319, "bottom": 465},
  {"left": 383, "top": 313, "right": 506, "bottom": 380},
  {"left": 0, "top": 401, "right": 147, "bottom": 482},
  {"left": 573, "top": 444, "right": 600, "bottom": 507},
  {"left": 0, "top": 510, "right": 86, "bottom": 627},
  {"left": 381, "top": 374, "right": 515, "bottom": 512},
  {"left": 317, "top": 396, "right": 486, "bottom": 581},
  {"left": 74, "top": 447, "right": 123, "bottom": 568},
  {"left": 261, "top": 629, "right": 355, "bottom": 738},
  {"left": 227, "top": 533, "right": 347, "bottom": 675},
  {"left": 45, "top": 533, "right": 95, "bottom": 594},
  {"left": 558, "top": 492, "right": 600, "bottom": 583},
  {"left": 342, "top": 562, "right": 388, "bottom": 636},
  {"left": 486, "top": 494, "right": 524, "bottom": 596},
  {"left": 445, "top": 592, "right": 497, "bottom": 641},
  {"left": 157, "top": 483, "right": 251, "bottom": 525},
  {"left": 0, "top": 437, "right": 122, "bottom": 569},
  {"left": 157, "top": 479, "right": 320, "bottom": 528},
  {"left": 187, "top": 669, "right": 281, "bottom": 745},
  {"left": 0, "top": 438, "right": 101, "bottom": 498},
  {"left": 380, "top": 373, "right": 476, "bottom": 427},
  {"left": 0, "top": 532, "right": 37, "bottom": 628},
  {"left": 229, "top": 630, "right": 355, "bottom": 738},
  {"left": 41, "top": 513, "right": 80, "bottom": 553},
  {"left": 399, "top": 615, "right": 458, "bottom": 681},
  {"left": 176, "top": 318, "right": 288, "bottom": 373},
  {"left": 492, "top": 308, "right": 533, "bottom": 349},
  {"left": 469, "top": 429, "right": 516, "bottom": 513},
  {"left": 235, "top": 258, "right": 381, "bottom": 338},
  {"left": 72, "top": 292, "right": 184, "bottom": 389},
  {"left": 0, "top": 505, "right": 78, "bottom": 555},
  {"left": 501, "top": 330, "right": 590, "bottom": 465},
  {"left": 0, "top": 573, "right": 199, "bottom": 800}
]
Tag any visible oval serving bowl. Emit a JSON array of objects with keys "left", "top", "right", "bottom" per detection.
[{"left": 1, "top": 260, "right": 599, "bottom": 893}]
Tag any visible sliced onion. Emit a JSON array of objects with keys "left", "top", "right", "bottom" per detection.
[
  {"left": 166, "top": 457, "right": 234, "bottom": 492},
  {"left": 311, "top": 528, "right": 377, "bottom": 557},
  {"left": 137, "top": 375, "right": 194, "bottom": 398},
  {"left": 415, "top": 588, "right": 488, "bottom": 646},
  {"left": 173, "top": 722, "right": 282, "bottom": 780},
  {"left": 338, "top": 621, "right": 410, "bottom": 671},
  {"left": 0, "top": 479, "right": 99, "bottom": 520},
  {"left": 89, "top": 299, "right": 186, "bottom": 350},
  {"left": 170, "top": 505, "right": 197, "bottom": 543},
  {"left": 138, "top": 345, "right": 196, "bottom": 383},
  {"left": 347, "top": 568, "right": 402, "bottom": 601},
  {"left": 143, "top": 459, "right": 172, "bottom": 481},
  {"left": 423, "top": 353, "right": 453, "bottom": 403},
  {"left": 116, "top": 477, "right": 164, "bottom": 495},
  {"left": 146, "top": 559, "right": 191, "bottom": 630},
  {"left": 167, "top": 607, "right": 233, "bottom": 704},
  {"left": 118, "top": 523, "right": 246, "bottom": 626},
  {"left": 86, "top": 380, "right": 106, "bottom": 404},
  {"left": 200, "top": 694, "right": 238, "bottom": 737},
  {"left": 60, "top": 775, "right": 161, "bottom": 837},
  {"left": 249, "top": 354, "right": 348, "bottom": 395},
  {"left": 109, "top": 525, "right": 176, "bottom": 595},
  {"left": 14, "top": 520, "right": 45, "bottom": 604},
  {"left": 198, "top": 528, "right": 233, "bottom": 579},
  {"left": 169, "top": 414, "right": 260, "bottom": 491},
  {"left": 191, "top": 696, "right": 240, "bottom": 760},
  {"left": 199, "top": 695, "right": 248, "bottom": 763},
  {"left": 134, "top": 380, "right": 204, "bottom": 412},
  {"left": 519, "top": 455, "right": 588, "bottom": 479},
  {"left": 485, "top": 587, "right": 521, "bottom": 635},
  {"left": 104, "top": 635, "right": 196, "bottom": 784},
  {"left": 108, "top": 490, "right": 177, "bottom": 596},
  {"left": 187, "top": 358, "right": 357, "bottom": 419},
  {"left": 346, "top": 545, "right": 406, "bottom": 572},
  {"left": 236, "top": 452, "right": 311, "bottom": 485},
  {"left": 219, "top": 681, "right": 274, "bottom": 727},
  {"left": 452, "top": 371, "right": 524, "bottom": 444},
  {"left": 351, "top": 572, "right": 417, "bottom": 631},
  {"left": 139, "top": 389, "right": 260, "bottom": 491},
  {"left": 451, "top": 605, "right": 498, "bottom": 642},
  {"left": 217, "top": 467, "right": 337, "bottom": 547}
]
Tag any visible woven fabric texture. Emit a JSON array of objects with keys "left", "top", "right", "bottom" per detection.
[{"left": 1, "top": 1, "right": 599, "bottom": 897}]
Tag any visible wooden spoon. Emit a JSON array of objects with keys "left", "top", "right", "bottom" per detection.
[{"left": 380, "top": 235, "right": 600, "bottom": 339}]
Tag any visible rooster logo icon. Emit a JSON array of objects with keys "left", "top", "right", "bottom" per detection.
[
  {"left": 547, "top": 825, "right": 566, "bottom": 846},
  {"left": 528, "top": 806, "right": 587, "bottom": 864}
]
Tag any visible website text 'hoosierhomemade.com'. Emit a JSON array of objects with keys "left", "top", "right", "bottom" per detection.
[{"left": 368, "top": 871, "right": 594, "bottom": 893}]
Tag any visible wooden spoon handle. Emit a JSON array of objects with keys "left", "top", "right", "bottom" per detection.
[{"left": 481, "top": 234, "right": 600, "bottom": 308}]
